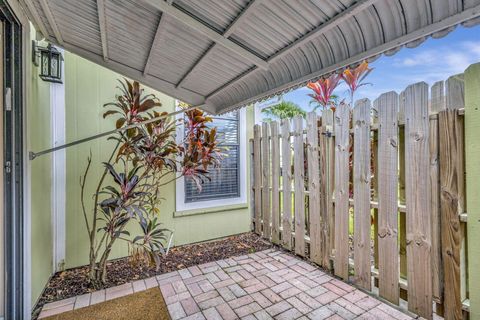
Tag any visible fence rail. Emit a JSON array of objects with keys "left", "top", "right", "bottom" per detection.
[{"left": 250, "top": 75, "right": 469, "bottom": 320}]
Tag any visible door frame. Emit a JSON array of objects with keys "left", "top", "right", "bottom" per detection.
[{"left": 0, "top": 1, "right": 26, "bottom": 319}]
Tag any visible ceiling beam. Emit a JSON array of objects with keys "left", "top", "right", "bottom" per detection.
[
  {"left": 38, "top": 0, "right": 64, "bottom": 45},
  {"left": 48, "top": 38, "right": 209, "bottom": 107},
  {"left": 96, "top": 0, "right": 109, "bottom": 61},
  {"left": 144, "top": 13, "right": 169, "bottom": 76},
  {"left": 175, "top": 45, "right": 215, "bottom": 88},
  {"left": 140, "top": 0, "right": 269, "bottom": 71},
  {"left": 175, "top": 0, "right": 265, "bottom": 89},
  {"left": 206, "top": 0, "right": 379, "bottom": 99},
  {"left": 223, "top": 0, "right": 266, "bottom": 38},
  {"left": 209, "top": 3, "right": 480, "bottom": 114}
]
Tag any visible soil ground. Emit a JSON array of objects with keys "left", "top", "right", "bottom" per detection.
[{"left": 33, "top": 233, "right": 272, "bottom": 319}]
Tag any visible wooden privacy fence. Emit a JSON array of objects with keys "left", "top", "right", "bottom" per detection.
[{"left": 250, "top": 75, "right": 469, "bottom": 320}]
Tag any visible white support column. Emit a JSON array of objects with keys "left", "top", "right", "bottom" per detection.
[{"left": 50, "top": 48, "right": 66, "bottom": 272}]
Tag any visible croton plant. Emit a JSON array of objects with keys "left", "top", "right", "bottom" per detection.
[
  {"left": 306, "top": 60, "right": 372, "bottom": 111},
  {"left": 81, "top": 79, "right": 222, "bottom": 286}
]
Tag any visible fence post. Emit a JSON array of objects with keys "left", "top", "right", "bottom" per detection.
[{"left": 465, "top": 62, "right": 480, "bottom": 319}]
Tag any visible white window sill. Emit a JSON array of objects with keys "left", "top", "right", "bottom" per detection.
[{"left": 173, "top": 203, "right": 248, "bottom": 218}]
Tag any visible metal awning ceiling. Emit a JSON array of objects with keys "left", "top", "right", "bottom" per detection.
[{"left": 21, "top": 0, "right": 480, "bottom": 114}]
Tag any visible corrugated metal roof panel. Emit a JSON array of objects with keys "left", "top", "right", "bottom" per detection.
[
  {"left": 104, "top": 0, "right": 160, "bottom": 71},
  {"left": 181, "top": 45, "right": 252, "bottom": 95},
  {"left": 148, "top": 18, "right": 213, "bottom": 84},
  {"left": 21, "top": 0, "right": 480, "bottom": 114},
  {"left": 49, "top": 0, "right": 102, "bottom": 55}
]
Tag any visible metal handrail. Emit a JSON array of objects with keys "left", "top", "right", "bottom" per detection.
[{"left": 29, "top": 105, "right": 197, "bottom": 160}]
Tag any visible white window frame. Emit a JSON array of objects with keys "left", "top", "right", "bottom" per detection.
[{"left": 175, "top": 107, "right": 247, "bottom": 211}]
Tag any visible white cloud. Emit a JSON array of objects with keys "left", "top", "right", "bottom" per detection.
[
  {"left": 394, "top": 42, "right": 480, "bottom": 77},
  {"left": 462, "top": 41, "right": 480, "bottom": 56},
  {"left": 395, "top": 51, "right": 439, "bottom": 67}
]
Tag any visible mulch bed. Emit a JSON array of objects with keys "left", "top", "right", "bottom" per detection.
[{"left": 33, "top": 232, "right": 272, "bottom": 319}]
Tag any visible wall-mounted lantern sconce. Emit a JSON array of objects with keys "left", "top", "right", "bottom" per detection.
[{"left": 32, "top": 40, "right": 63, "bottom": 83}]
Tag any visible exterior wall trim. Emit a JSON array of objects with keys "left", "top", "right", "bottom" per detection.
[{"left": 50, "top": 49, "right": 66, "bottom": 272}]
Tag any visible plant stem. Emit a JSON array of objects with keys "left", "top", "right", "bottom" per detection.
[
  {"left": 158, "top": 174, "right": 182, "bottom": 187},
  {"left": 89, "top": 139, "right": 121, "bottom": 282},
  {"left": 80, "top": 154, "right": 92, "bottom": 235}
]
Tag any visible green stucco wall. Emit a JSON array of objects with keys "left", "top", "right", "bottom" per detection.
[
  {"left": 63, "top": 52, "right": 253, "bottom": 267},
  {"left": 465, "top": 63, "right": 480, "bottom": 319},
  {"left": 28, "top": 40, "right": 252, "bottom": 307},
  {"left": 28, "top": 30, "right": 54, "bottom": 305}
]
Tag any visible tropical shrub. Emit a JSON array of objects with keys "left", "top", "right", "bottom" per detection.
[
  {"left": 306, "top": 73, "right": 342, "bottom": 111},
  {"left": 306, "top": 60, "right": 372, "bottom": 110},
  {"left": 261, "top": 101, "right": 306, "bottom": 121},
  {"left": 81, "top": 80, "right": 222, "bottom": 286}
]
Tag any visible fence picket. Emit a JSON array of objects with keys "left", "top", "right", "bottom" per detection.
[
  {"left": 253, "top": 125, "right": 262, "bottom": 235},
  {"left": 371, "top": 103, "right": 379, "bottom": 290},
  {"left": 324, "top": 109, "right": 335, "bottom": 269},
  {"left": 271, "top": 121, "right": 280, "bottom": 244},
  {"left": 281, "top": 119, "right": 293, "bottom": 250},
  {"left": 262, "top": 122, "right": 271, "bottom": 239},
  {"left": 334, "top": 104, "right": 350, "bottom": 280},
  {"left": 320, "top": 111, "right": 332, "bottom": 268},
  {"left": 446, "top": 74, "right": 467, "bottom": 310},
  {"left": 398, "top": 91, "right": 408, "bottom": 300},
  {"left": 377, "top": 92, "right": 399, "bottom": 304},
  {"left": 353, "top": 99, "right": 372, "bottom": 290},
  {"left": 439, "top": 109, "right": 463, "bottom": 320},
  {"left": 439, "top": 74, "right": 465, "bottom": 320},
  {"left": 404, "top": 82, "right": 432, "bottom": 319},
  {"left": 293, "top": 116, "right": 306, "bottom": 256},
  {"left": 430, "top": 80, "right": 445, "bottom": 311},
  {"left": 307, "top": 112, "right": 321, "bottom": 264},
  {"left": 249, "top": 139, "right": 255, "bottom": 231}
]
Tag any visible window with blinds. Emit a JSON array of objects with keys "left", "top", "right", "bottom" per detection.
[{"left": 184, "top": 111, "right": 240, "bottom": 203}]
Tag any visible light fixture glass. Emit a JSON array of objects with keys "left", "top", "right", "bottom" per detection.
[{"left": 33, "top": 41, "right": 63, "bottom": 83}]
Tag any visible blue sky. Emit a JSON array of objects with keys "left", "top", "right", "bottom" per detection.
[{"left": 279, "top": 26, "right": 480, "bottom": 111}]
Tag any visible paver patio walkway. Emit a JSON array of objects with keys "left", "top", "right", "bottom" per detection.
[{"left": 39, "top": 248, "right": 416, "bottom": 319}]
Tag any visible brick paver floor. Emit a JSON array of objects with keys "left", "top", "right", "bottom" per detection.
[{"left": 39, "top": 249, "right": 416, "bottom": 319}]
